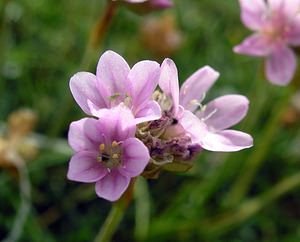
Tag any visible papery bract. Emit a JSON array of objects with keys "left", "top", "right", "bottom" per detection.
[
  {"left": 158, "top": 58, "right": 253, "bottom": 152},
  {"left": 70, "top": 50, "right": 161, "bottom": 124},
  {"left": 234, "top": 0, "right": 300, "bottom": 85},
  {"left": 67, "top": 104, "right": 150, "bottom": 201}
]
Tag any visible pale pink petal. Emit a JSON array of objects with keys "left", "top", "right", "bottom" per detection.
[
  {"left": 179, "top": 110, "right": 208, "bottom": 144},
  {"left": 67, "top": 151, "right": 107, "bottom": 182},
  {"left": 134, "top": 100, "right": 161, "bottom": 124},
  {"left": 200, "top": 130, "right": 253, "bottom": 152},
  {"left": 268, "top": 0, "right": 300, "bottom": 17},
  {"left": 69, "top": 72, "right": 106, "bottom": 115},
  {"left": 95, "top": 170, "right": 130, "bottom": 201},
  {"left": 198, "top": 95, "right": 249, "bottom": 131},
  {"left": 119, "top": 138, "right": 150, "bottom": 177},
  {"left": 96, "top": 50, "right": 132, "bottom": 102},
  {"left": 179, "top": 66, "right": 219, "bottom": 111},
  {"left": 239, "top": 0, "right": 267, "bottom": 31},
  {"left": 159, "top": 58, "right": 180, "bottom": 115},
  {"left": 286, "top": 15, "right": 300, "bottom": 46},
  {"left": 266, "top": 46, "right": 297, "bottom": 86},
  {"left": 68, "top": 118, "right": 102, "bottom": 152},
  {"left": 93, "top": 104, "right": 136, "bottom": 141},
  {"left": 128, "top": 60, "right": 160, "bottom": 110},
  {"left": 234, "top": 34, "right": 273, "bottom": 56}
]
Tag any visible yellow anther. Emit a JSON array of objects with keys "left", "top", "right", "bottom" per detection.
[
  {"left": 111, "top": 141, "right": 119, "bottom": 148},
  {"left": 112, "top": 154, "right": 119, "bottom": 159},
  {"left": 99, "top": 143, "right": 105, "bottom": 151}
]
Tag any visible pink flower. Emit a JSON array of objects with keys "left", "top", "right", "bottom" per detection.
[
  {"left": 70, "top": 50, "right": 161, "bottom": 124},
  {"left": 159, "top": 59, "right": 253, "bottom": 152},
  {"left": 234, "top": 0, "right": 300, "bottom": 85},
  {"left": 67, "top": 104, "right": 150, "bottom": 201}
]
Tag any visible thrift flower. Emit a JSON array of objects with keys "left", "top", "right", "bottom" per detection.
[
  {"left": 70, "top": 50, "right": 161, "bottom": 124},
  {"left": 67, "top": 104, "right": 150, "bottom": 201},
  {"left": 234, "top": 0, "right": 300, "bottom": 85},
  {"left": 158, "top": 58, "right": 253, "bottom": 152}
]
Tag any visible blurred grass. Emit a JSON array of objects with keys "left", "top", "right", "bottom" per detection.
[{"left": 1, "top": 0, "right": 300, "bottom": 241}]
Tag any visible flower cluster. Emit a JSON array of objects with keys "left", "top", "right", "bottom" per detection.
[
  {"left": 67, "top": 51, "right": 253, "bottom": 201},
  {"left": 234, "top": 0, "right": 300, "bottom": 86}
]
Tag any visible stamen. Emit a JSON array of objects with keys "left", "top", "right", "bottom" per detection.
[
  {"left": 201, "top": 108, "right": 217, "bottom": 121},
  {"left": 112, "top": 154, "right": 119, "bottom": 159},
  {"left": 111, "top": 141, "right": 119, "bottom": 148},
  {"left": 99, "top": 143, "right": 105, "bottom": 152}
]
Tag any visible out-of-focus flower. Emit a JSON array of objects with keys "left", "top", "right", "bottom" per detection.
[
  {"left": 141, "top": 14, "right": 183, "bottom": 57},
  {"left": 158, "top": 58, "right": 253, "bottom": 152},
  {"left": 70, "top": 50, "right": 161, "bottom": 124},
  {"left": 67, "top": 104, "right": 149, "bottom": 201},
  {"left": 234, "top": 0, "right": 300, "bottom": 85},
  {"left": 0, "top": 109, "right": 38, "bottom": 169},
  {"left": 116, "top": 0, "right": 173, "bottom": 13}
]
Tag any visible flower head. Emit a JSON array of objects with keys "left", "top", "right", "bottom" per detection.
[
  {"left": 158, "top": 58, "right": 253, "bottom": 152},
  {"left": 70, "top": 50, "right": 161, "bottom": 124},
  {"left": 67, "top": 104, "right": 150, "bottom": 201},
  {"left": 234, "top": 0, "right": 300, "bottom": 85}
]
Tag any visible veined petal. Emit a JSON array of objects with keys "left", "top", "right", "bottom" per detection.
[
  {"left": 68, "top": 118, "right": 103, "bottom": 152},
  {"left": 119, "top": 138, "right": 150, "bottom": 177},
  {"left": 69, "top": 72, "right": 106, "bottom": 115},
  {"left": 268, "top": 0, "right": 300, "bottom": 17},
  {"left": 134, "top": 100, "right": 161, "bottom": 124},
  {"left": 179, "top": 110, "right": 208, "bottom": 144},
  {"left": 200, "top": 130, "right": 253, "bottom": 152},
  {"left": 128, "top": 60, "right": 160, "bottom": 110},
  {"left": 95, "top": 170, "right": 130, "bottom": 202},
  {"left": 159, "top": 58, "right": 180, "bottom": 115},
  {"left": 67, "top": 151, "right": 107, "bottom": 182},
  {"left": 266, "top": 46, "right": 296, "bottom": 85},
  {"left": 179, "top": 66, "right": 219, "bottom": 111},
  {"left": 286, "top": 15, "right": 300, "bottom": 46},
  {"left": 96, "top": 50, "right": 132, "bottom": 102},
  {"left": 239, "top": 0, "right": 267, "bottom": 31},
  {"left": 198, "top": 95, "right": 249, "bottom": 131},
  {"left": 234, "top": 34, "right": 273, "bottom": 56}
]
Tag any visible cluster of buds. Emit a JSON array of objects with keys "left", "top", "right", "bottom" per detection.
[{"left": 67, "top": 51, "right": 253, "bottom": 201}]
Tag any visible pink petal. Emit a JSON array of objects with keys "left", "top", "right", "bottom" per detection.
[
  {"left": 268, "top": 0, "right": 300, "bottom": 17},
  {"left": 68, "top": 118, "right": 103, "bottom": 152},
  {"left": 286, "top": 15, "right": 300, "bottom": 46},
  {"left": 266, "top": 46, "right": 297, "bottom": 85},
  {"left": 200, "top": 130, "right": 253, "bottom": 152},
  {"left": 179, "top": 66, "right": 219, "bottom": 112},
  {"left": 239, "top": 0, "right": 267, "bottom": 31},
  {"left": 198, "top": 95, "right": 249, "bottom": 131},
  {"left": 119, "top": 138, "right": 150, "bottom": 177},
  {"left": 234, "top": 34, "right": 273, "bottom": 56},
  {"left": 159, "top": 58, "right": 180, "bottom": 115},
  {"left": 69, "top": 72, "right": 106, "bottom": 115},
  {"left": 96, "top": 50, "right": 132, "bottom": 103},
  {"left": 95, "top": 170, "right": 130, "bottom": 201},
  {"left": 67, "top": 151, "right": 107, "bottom": 182},
  {"left": 93, "top": 104, "right": 136, "bottom": 141},
  {"left": 179, "top": 110, "right": 208, "bottom": 144},
  {"left": 128, "top": 60, "right": 160, "bottom": 110},
  {"left": 134, "top": 100, "right": 161, "bottom": 124}
]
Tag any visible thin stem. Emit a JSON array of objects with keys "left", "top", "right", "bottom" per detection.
[
  {"left": 3, "top": 153, "right": 31, "bottom": 242},
  {"left": 226, "top": 86, "right": 293, "bottom": 207},
  {"left": 93, "top": 179, "right": 135, "bottom": 242}
]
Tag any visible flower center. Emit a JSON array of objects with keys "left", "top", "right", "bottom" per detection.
[
  {"left": 97, "top": 141, "right": 122, "bottom": 169},
  {"left": 109, "top": 93, "right": 132, "bottom": 107}
]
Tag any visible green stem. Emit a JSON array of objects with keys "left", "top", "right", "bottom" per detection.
[
  {"left": 93, "top": 179, "right": 135, "bottom": 242},
  {"left": 226, "top": 86, "right": 293, "bottom": 207}
]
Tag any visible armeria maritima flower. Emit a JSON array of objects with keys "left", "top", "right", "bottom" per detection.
[
  {"left": 70, "top": 50, "right": 161, "bottom": 124},
  {"left": 234, "top": 0, "right": 300, "bottom": 85},
  {"left": 67, "top": 104, "right": 150, "bottom": 201},
  {"left": 158, "top": 58, "right": 253, "bottom": 152}
]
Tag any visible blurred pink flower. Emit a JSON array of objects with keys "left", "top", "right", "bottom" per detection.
[
  {"left": 67, "top": 104, "right": 149, "bottom": 201},
  {"left": 70, "top": 50, "right": 161, "bottom": 124},
  {"left": 159, "top": 59, "right": 253, "bottom": 152},
  {"left": 234, "top": 0, "right": 300, "bottom": 85}
]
